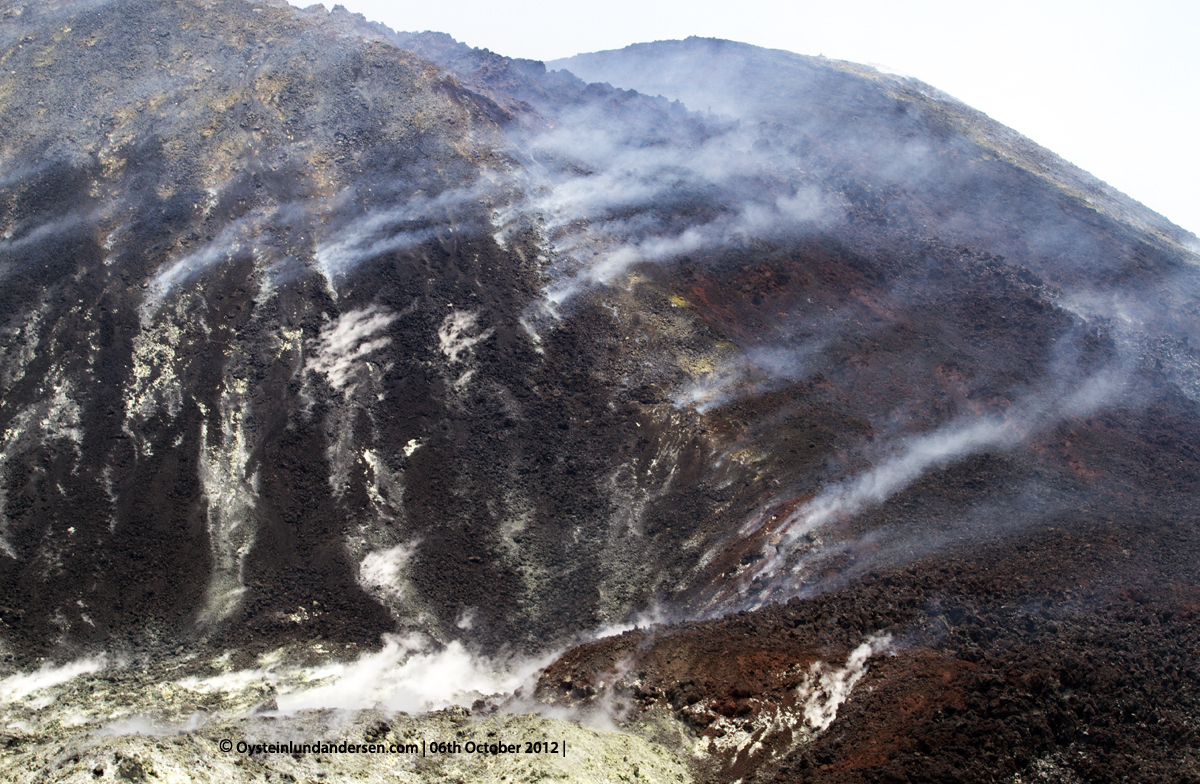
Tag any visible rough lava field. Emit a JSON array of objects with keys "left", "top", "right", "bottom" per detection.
[{"left": 1, "top": 1, "right": 1199, "bottom": 781}]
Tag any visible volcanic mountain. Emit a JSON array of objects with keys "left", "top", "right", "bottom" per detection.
[{"left": 1, "top": 1, "right": 1198, "bottom": 782}]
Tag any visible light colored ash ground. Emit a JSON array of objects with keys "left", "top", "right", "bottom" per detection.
[{"left": 0, "top": 651, "right": 694, "bottom": 784}]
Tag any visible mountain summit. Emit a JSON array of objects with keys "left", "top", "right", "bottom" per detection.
[{"left": 1, "top": 2, "right": 1198, "bottom": 781}]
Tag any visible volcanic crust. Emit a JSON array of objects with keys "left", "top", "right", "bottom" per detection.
[{"left": 1, "top": 1, "right": 1199, "bottom": 782}]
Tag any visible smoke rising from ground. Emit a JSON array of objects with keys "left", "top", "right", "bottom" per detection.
[
  {"left": 0, "top": 210, "right": 95, "bottom": 256},
  {"left": 144, "top": 218, "right": 255, "bottom": 306},
  {"left": 748, "top": 367, "right": 1129, "bottom": 591},
  {"left": 273, "top": 634, "right": 555, "bottom": 714},
  {"left": 0, "top": 656, "right": 107, "bottom": 707},
  {"left": 502, "top": 101, "right": 841, "bottom": 305},
  {"left": 797, "top": 634, "right": 892, "bottom": 731},
  {"left": 0, "top": 641, "right": 547, "bottom": 728},
  {"left": 674, "top": 343, "right": 824, "bottom": 412},
  {"left": 543, "top": 186, "right": 832, "bottom": 304},
  {"left": 357, "top": 542, "right": 418, "bottom": 605},
  {"left": 306, "top": 305, "right": 398, "bottom": 393},
  {"left": 314, "top": 181, "right": 501, "bottom": 283},
  {"left": 5, "top": 17, "right": 1200, "bottom": 761}
]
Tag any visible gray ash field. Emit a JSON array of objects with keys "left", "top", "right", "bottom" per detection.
[{"left": 1, "top": 1, "right": 1199, "bottom": 782}]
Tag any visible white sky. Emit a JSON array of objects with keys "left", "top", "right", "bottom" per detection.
[{"left": 304, "top": 0, "right": 1199, "bottom": 237}]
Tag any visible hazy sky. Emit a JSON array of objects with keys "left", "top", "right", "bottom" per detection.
[{"left": 302, "top": 0, "right": 1199, "bottom": 237}]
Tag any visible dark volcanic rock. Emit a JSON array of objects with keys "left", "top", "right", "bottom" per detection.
[
  {"left": 0, "top": 0, "right": 756, "bottom": 660},
  {"left": 534, "top": 534, "right": 1200, "bottom": 782},
  {"left": 1, "top": 3, "right": 1199, "bottom": 782}
]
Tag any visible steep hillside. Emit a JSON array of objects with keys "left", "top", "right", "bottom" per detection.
[{"left": 2, "top": 2, "right": 1199, "bottom": 782}]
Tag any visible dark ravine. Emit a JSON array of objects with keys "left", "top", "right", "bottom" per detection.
[{"left": 1, "top": 1, "right": 1199, "bottom": 782}]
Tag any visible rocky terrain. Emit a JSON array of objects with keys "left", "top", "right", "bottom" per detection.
[{"left": 1, "top": 1, "right": 1198, "bottom": 781}]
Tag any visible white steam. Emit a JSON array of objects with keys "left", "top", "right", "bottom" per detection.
[
  {"left": 501, "top": 101, "right": 841, "bottom": 305},
  {"left": 357, "top": 542, "right": 417, "bottom": 605},
  {"left": 674, "top": 344, "right": 823, "bottom": 413},
  {"left": 314, "top": 182, "right": 498, "bottom": 283},
  {"left": 306, "top": 305, "right": 397, "bottom": 393},
  {"left": 170, "top": 614, "right": 679, "bottom": 724},
  {"left": 546, "top": 186, "right": 833, "bottom": 303},
  {"left": 0, "top": 209, "right": 97, "bottom": 258},
  {"left": 0, "top": 655, "right": 107, "bottom": 706},
  {"left": 588, "top": 601, "right": 672, "bottom": 640},
  {"left": 272, "top": 634, "right": 554, "bottom": 714},
  {"left": 797, "top": 634, "right": 891, "bottom": 731},
  {"left": 144, "top": 218, "right": 251, "bottom": 306},
  {"left": 456, "top": 607, "right": 477, "bottom": 630},
  {"left": 751, "top": 369, "right": 1127, "bottom": 587},
  {"left": 799, "top": 417, "right": 1019, "bottom": 535}
]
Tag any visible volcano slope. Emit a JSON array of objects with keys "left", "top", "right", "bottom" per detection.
[{"left": 1, "top": 2, "right": 1199, "bottom": 782}]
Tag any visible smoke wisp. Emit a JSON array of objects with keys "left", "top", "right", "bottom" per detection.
[
  {"left": 797, "top": 634, "right": 892, "bottom": 731},
  {"left": 273, "top": 634, "right": 555, "bottom": 714},
  {"left": 305, "top": 305, "right": 398, "bottom": 394},
  {"left": 501, "top": 102, "right": 841, "bottom": 305},
  {"left": 314, "top": 181, "right": 501, "bottom": 283},
  {"left": 674, "top": 343, "right": 825, "bottom": 413},
  {"left": 0, "top": 656, "right": 107, "bottom": 707},
  {"left": 747, "top": 367, "right": 1129, "bottom": 591}
]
